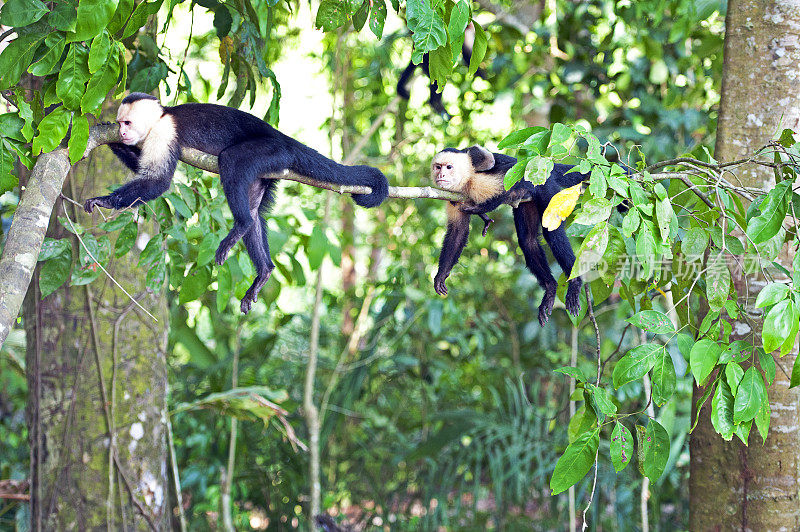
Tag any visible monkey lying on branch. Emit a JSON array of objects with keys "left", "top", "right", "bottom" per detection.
[{"left": 430, "top": 146, "right": 590, "bottom": 326}]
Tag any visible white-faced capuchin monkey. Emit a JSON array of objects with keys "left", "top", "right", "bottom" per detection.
[
  {"left": 84, "top": 93, "right": 390, "bottom": 314},
  {"left": 431, "top": 146, "right": 589, "bottom": 326}
]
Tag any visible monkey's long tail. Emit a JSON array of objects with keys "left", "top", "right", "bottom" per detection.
[{"left": 291, "top": 142, "right": 390, "bottom": 208}]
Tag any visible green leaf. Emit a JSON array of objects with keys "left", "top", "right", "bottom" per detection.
[
  {"left": 733, "top": 367, "right": 767, "bottom": 424},
  {"left": 655, "top": 198, "right": 673, "bottom": 241},
  {"left": 754, "top": 396, "right": 770, "bottom": 443},
  {"left": 28, "top": 33, "right": 67, "bottom": 77},
  {"left": 549, "top": 123, "right": 572, "bottom": 148},
  {"left": 588, "top": 165, "right": 607, "bottom": 199},
  {"left": 621, "top": 208, "right": 640, "bottom": 238},
  {"left": 88, "top": 31, "right": 111, "bottom": 74},
  {"left": 406, "top": 0, "right": 447, "bottom": 58},
  {"left": 759, "top": 349, "right": 776, "bottom": 385},
  {"left": 746, "top": 181, "right": 789, "bottom": 244},
  {"left": 755, "top": 283, "right": 790, "bottom": 308},
  {"left": 791, "top": 353, "right": 800, "bottom": 388},
  {"left": 549, "top": 429, "right": 599, "bottom": 495},
  {"left": 467, "top": 20, "right": 486, "bottom": 77},
  {"left": 690, "top": 338, "right": 723, "bottom": 386},
  {"left": 146, "top": 257, "right": 167, "bottom": 291},
  {"left": 610, "top": 422, "right": 634, "bottom": 472},
  {"left": 121, "top": 0, "right": 162, "bottom": 39},
  {"left": 762, "top": 300, "right": 794, "bottom": 352},
  {"left": 71, "top": 0, "right": 119, "bottom": 42},
  {"left": 651, "top": 350, "right": 676, "bottom": 406},
  {"left": 554, "top": 366, "right": 587, "bottom": 382},
  {"left": 351, "top": 0, "right": 368, "bottom": 31},
  {"left": 56, "top": 44, "right": 90, "bottom": 110},
  {"left": 40, "top": 246, "right": 73, "bottom": 298},
  {"left": 114, "top": 221, "right": 137, "bottom": 258},
  {"left": 0, "top": 33, "right": 46, "bottom": 91},
  {"left": 567, "top": 406, "right": 596, "bottom": 443},
  {"left": 612, "top": 343, "right": 662, "bottom": 389},
  {"left": 590, "top": 385, "right": 617, "bottom": 416},
  {"left": 627, "top": 310, "right": 675, "bottom": 334},
  {"left": 706, "top": 251, "right": 730, "bottom": 312},
  {"left": 642, "top": 420, "right": 669, "bottom": 482},
  {"left": 573, "top": 198, "right": 612, "bottom": 225},
  {"left": 67, "top": 113, "right": 89, "bottom": 164},
  {"left": 307, "top": 226, "right": 328, "bottom": 270},
  {"left": 81, "top": 50, "right": 120, "bottom": 113},
  {"left": 710, "top": 379, "right": 734, "bottom": 440},
  {"left": 427, "top": 45, "right": 451, "bottom": 94},
  {"left": 179, "top": 265, "right": 211, "bottom": 304},
  {"left": 216, "top": 261, "right": 232, "bottom": 313},
  {"left": 99, "top": 211, "right": 134, "bottom": 232},
  {"left": 48, "top": 0, "right": 77, "bottom": 31},
  {"left": 0, "top": 141, "right": 19, "bottom": 195},
  {"left": 39, "top": 238, "right": 71, "bottom": 261},
  {"left": 503, "top": 159, "right": 527, "bottom": 190},
  {"left": 197, "top": 232, "right": 219, "bottom": 267},
  {"left": 523, "top": 155, "right": 553, "bottom": 186},
  {"left": 497, "top": 126, "right": 546, "bottom": 150},
  {"left": 448, "top": 1, "right": 470, "bottom": 64},
  {"left": 138, "top": 234, "right": 163, "bottom": 268},
  {"left": 31, "top": 106, "right": 70, "bottom": 156},
  {"left": 571, "top": 222, "right": 609, "bottom": 280},
  {"left": 368, "top": 0, "right": 387, "bottom": 38},
  {"left": 725, "top": 361, "right": 745, "bottom": 396},
  {"left": 635, "top": 223, "right": 656, "bottom": 279},
  {"left": 315, "top": 0, "right": 348, "bottom": 31},
  {"left": 0, "top": 0, "right": 48, "bottom": 27}
]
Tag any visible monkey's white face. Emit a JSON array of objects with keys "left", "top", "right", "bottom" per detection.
[
  {"left": 431, "top": 152, "right": 470, "bottom": 192},
  {"left": 116, "top": 99, "right": 163, "bottom": 145}
]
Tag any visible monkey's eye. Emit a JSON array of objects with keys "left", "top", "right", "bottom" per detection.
[{"left": 446, "top": 164, "right": 453, "bottom": 170}]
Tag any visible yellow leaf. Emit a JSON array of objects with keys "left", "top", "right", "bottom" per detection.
[{"left": 542, "top": 184, "right": 582, "bottom": 230}]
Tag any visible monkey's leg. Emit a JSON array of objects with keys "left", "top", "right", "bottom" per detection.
[
  {"left": 514, "top": 203, "right": 558, "bottom": 326},
  {"left": 239, "top": 182, "right": 277, "bottom": 314},
  {"left": 434, "top": 206, "right": 470, "bottom": 296},
  {"left": 543, "top": 225, "right": 582, "bottom": 317},
  {"left": 215, "top": 141, "right": 287, "bottom": 265}
]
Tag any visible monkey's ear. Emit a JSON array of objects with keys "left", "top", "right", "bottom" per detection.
[{"left": 467, "top": 145, "right": 495, "bottom": 171}]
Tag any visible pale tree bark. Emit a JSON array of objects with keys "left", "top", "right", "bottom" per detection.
[
  {"left": 689, "top": 0, "right": 800, "bottom": 528},
  {"left": 24, "top": 119, "right": 170, "bottom": 530}
]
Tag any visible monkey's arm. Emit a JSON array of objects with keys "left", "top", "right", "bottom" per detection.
[
  {"left": 108, "top": 143, "right": 142, "bottom": 172},
  {"left": 434, "top": 205, "right": 470, "bottom": 296},
  {"left": 459, "top": 181, "right": 535, "bottom": 215},
  {"left": 84, "top": 147, "right": 178, "bottom": 212}
]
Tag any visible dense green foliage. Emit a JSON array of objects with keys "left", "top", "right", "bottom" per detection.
[{"left": 2, "top": 0, "right": 800, "bottom": 529}]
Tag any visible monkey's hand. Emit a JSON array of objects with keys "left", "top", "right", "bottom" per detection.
[
  {"left": 84, "top": 195, "right": 114, "bottom": 213},
  {"left": 434, "top": 273, "right": 449, "bottom": 296},
  {"left": 479, "top": 214, "right": 493, "bottom": 237}
]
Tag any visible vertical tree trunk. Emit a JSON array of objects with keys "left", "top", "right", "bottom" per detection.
[
  {"left": 689, "top": 0, "right": 800, "bottom": 528},
  {"left": 25, "top": 132, "right": 170, "bottom": 530}
]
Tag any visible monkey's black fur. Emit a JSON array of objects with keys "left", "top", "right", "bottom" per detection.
[
  {"left": 85, "top": 93, "right": 389, "bottom": 313},
  {"left": 434, "top": 146, "right": 589, "bottom": 326}
]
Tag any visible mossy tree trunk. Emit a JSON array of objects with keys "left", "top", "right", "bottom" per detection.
[
  {"left": 689, "top": 0, "right": 800, "bottom": 528},
  {"left": 24, "top": 125, "right": 170, "bottom": 530}
]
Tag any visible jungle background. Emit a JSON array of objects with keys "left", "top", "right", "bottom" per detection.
[{"left": 0, "top": 0, "right": 798, "bottom": 529}]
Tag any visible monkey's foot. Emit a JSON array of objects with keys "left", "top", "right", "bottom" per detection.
[
  {"left": 84, "top": 196, "right": 113, "bottom": 213},
  {"left": 565, "top": 280, "right": 582, "bottom": 316},
  {"left": 239, "top": 271, "right": 272, "bottom": 314},
  {"left": 480, "top": 217, "right": 494, "bottom": 237},
  {"left": 538, "top": 289, "right": 557, "bottom": 326},
  {"left": 434, "top": 274, "right": 449, "bottom": 296},
  {"left": 215, "top": 240, "right": 236, "bottom": 266}
]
